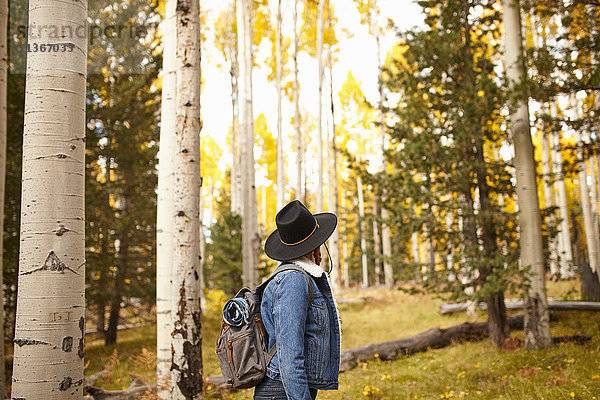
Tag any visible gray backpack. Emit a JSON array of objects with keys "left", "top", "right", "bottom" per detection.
[{"left": 216, "top": 264, "right": 314, "bottom": 389}]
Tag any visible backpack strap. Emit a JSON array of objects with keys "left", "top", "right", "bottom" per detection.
[{"left": 255, "top": 263, "right": 314, "bottom": 303}]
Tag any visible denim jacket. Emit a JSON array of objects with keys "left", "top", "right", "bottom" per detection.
[{"left": 260, "top": 258, "right": 341, "bottom": 400}]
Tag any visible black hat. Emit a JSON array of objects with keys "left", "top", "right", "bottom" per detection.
[{"left": 264, "top": 200, "right": 337, "bottom": 261}]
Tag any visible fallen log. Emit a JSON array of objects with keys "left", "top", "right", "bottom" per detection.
[
  {"left": 86, "top": 375, "right": 156, "bottom": 400},
  {"left": 339, "top": 313, "right": 524, "bottom": 372},
  {"left": 440, "top": 301, "right": 600, "bottom": 315}
]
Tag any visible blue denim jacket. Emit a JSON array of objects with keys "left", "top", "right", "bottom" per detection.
[{"left": 260, "top": 260, "right": 341, "bottom": 400}]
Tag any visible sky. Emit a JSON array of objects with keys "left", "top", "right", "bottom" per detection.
[{"left": 198, "top": 0, "right": 425, "bottom": 189}]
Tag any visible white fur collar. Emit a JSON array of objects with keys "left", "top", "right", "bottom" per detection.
[{"left": 290, "top": 256, "right": 326, "bottom": 278}]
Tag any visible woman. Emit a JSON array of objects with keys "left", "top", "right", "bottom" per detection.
[{"left": 255, "top": 200, "right": 341, "bottom": 400}]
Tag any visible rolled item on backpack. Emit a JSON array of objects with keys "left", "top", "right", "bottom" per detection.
[{"left": 223, "top": 298, "right": 250, "bottom": 326}]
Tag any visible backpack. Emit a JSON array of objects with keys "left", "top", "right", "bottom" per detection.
[{"left": 215, "top": 264, "right": 314, "bottom": 389}]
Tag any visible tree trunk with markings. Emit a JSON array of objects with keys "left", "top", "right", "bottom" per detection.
[
  {"left": 572, "top": 96, "right": 600, "bottom": 280},
  {"left": 0, "top": 0, "right": 7, "bottom": 396},
  {"left": 237, "top": 0, "right": 259, "bottom": 288},
  {"left": 156, "top": 0, "right": 177, "bottom": 395},
  {"left": 276, "top": 0, "right": 285, "bottom": 211},
  {"left": 315, "top": 0, "right": 325, "bottom": 212},
  {"left": 550, "top": 102, "right": 574, "bottom": 278},
  {"left": 293, "top": 0, "right": 303, "bottom": 202},
  {"left": 11, "top": 0, "right": 88, "bottom": 397},
  {"left": 501, "top": 0, "right": 551, "bottom": 350},
  {"left": 170, "top": 0, "right": 203, "bottom": 398}
]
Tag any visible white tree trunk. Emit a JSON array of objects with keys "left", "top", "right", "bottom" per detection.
[
  {"left": 376, "top": 34, "right": 393, "bottom": 289},
  {"left": 293, "top": 0, "right": 303, "bottom": 202},
  {"left": 276, "top": 0, "right": 285, "bottom": 210},
  {"left": 229, "top": 19, "right": 241, "bottom": 215},
  {"left": 541, "top": 117, "right": 560, "bottom": 278},
  {"left": 261, "top": 184, "right": 267, "bottom": 234},
  {"left": 237, "top": 0, "right": 258, "bottom": 287},
  {"left": 170, "top": 0, "right": 203, "bottom": 397},
  {"left": 0, "top": 0, "right": 7, "bottom": 395},
  {"left": 11, "top": 0, "right": 87, "bottom": 397},
  {"left": 316, "top": 0, "right": 325, "bottom": 212},
  {"left": 550, "top": 102, "right": 574, "bottom": 277},
  {"left": 156, "top": 0, "right": 177, "bottom": 395},
  {"left": 501, "top": 0, "right": 551, "bottom": 350},
  {"left": 411, "top": 231, "right": 420, "bottom": 281},
  {"left": 446, "top": 211, "right": 454, "bottom": 272},
  {"left": 199, "top": 185, "right": 206, "bottom": 310},
  {"left": 572, "top": 96, "right": 600, "bottom": 278},
  {"left": 357, "top": 177, "right": 368, "bottom": 288},
  {"left": 326, "top": 48, "right": 340, "bottom": 291},
  {"left": 588, "top": 154, "right": 599, "bottom": 234},
  {"left": 372, "top": 198, "right": 382, "bottom": 286}
]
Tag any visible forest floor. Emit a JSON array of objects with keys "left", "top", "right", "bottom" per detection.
[{"left": 83, "top": 279, "right": 600, "bottom": 400}]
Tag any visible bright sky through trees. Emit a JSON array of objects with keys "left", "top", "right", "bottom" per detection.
[{"left": 198, "top": 0, "right": 424, "bottom": 186}]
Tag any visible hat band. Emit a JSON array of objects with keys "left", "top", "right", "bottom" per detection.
[{"left": 280, "top": 220, "right": 320, "bottom": 246}]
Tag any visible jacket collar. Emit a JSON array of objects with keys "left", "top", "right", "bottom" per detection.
[{"left": 289, "top": 256, "right": 325, "bottom": 278}]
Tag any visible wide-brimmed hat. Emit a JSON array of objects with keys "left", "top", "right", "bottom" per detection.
[{"left": 264, "top": 200, "right": 337, "bottom": 261}]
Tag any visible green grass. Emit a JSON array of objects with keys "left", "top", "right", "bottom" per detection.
[{"left": 83, "top": 280, "right": 600, "bottom": 399}]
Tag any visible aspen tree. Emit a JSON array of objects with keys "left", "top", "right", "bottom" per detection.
[
  {"left": 501, "top": 0, "right": 551, "bottom": 349},
  {"left": 572, "top": 96, "right": 600, "bottom": 278},
  {"left": 550, "top": 103, "right": 574, "bottom": 277},
  {"left": 170, "top": 0, "right": 203, "bottom": 397},
  {"left": 411, "top": 231, "right": 420, "bottom": 281},
  {"left": 529, "top": 9, "right": 559, "bottom": 278},
  {"left": 357, "top": 176, "right": 368, "bottom": 288},
  {"left": 237, "top": 0, "right": 259, "bottom": 287},
  {"left": 326, "top": 7, "right": 341, "bottom": 291},
  {"left": 541, "top": 117, "right": 559, "bottom": 278},
  {"left": 156, "top": 0, "right": 177, "bottom": 395},
  {"left": 276, "top": 0, "right": 285, "bottom": 210},
  {"left": 11, "top": 0, "right": 87, "bottom": 397},
  {"left": 293, "top": 0, "right": 303, "bottom": 202},
  {"left": 377, "top": 32, "right": 393, "bottom": 289},
  {"left": 316, "top": 0, "right": 325, "bottom": 212},
  {"left": 0, "top": 0, "right": 6, "bottom": 395}
]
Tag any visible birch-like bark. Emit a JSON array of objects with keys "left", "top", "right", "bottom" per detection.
[
  {"left": 261, "top": 184, "right": 267, "bottom": 235},
  {"left": 588, "top": 153, "right": 599, "bottom": 223},
  {"left": 316, "top": 0, "right": 325, "bottom": 212},
  {"left": 530, "top": 9, "right": 559, "bottom": 278},
  {"left": 0, "top": 0, "right": 7, "bottom": 395},
  {"left": 156, "top": 0, "right": 177, "bottom": 394},
  {"left": 411, "top": 231, "right": 420, "bottom": 281},
  {"left": 572, "top": 96, "right": 600, "bottom": 277},
  {"left": 199, "top": 184, "right": 206, "bottom": 310},
  {"left": 446, "top": 211, "right": 454, "bottom": 272},
  {"left": 237, "top": 0, "right": 258, "bottom": 287},
  {"left": 550, "top": 102, "right": 574, "bottom": 277},
  {"left": 293, "top": 0, "right": 303, "bottom": 202},
  {"left": 589, "top": 4, "right": 600, "bottom": 216},
  {"left": 592, "top": 152, "right": 600, "bottom": 220},
  {"left": 11, "top": 0, "right": 87, "bottom": 397},
  {"left": 376, "top": 33, "right": 393, "bottom": 288},
  {"left": 229, "top": 3, "right": 241, "bottom": 215},
  {"left": 170, "top": 0, "right": 203, "bottom": 397},
  {"left": 501, "top": 0, "right": 551, "bottom": 350},
  {"left": 541, "top": 115, "right": 559, "bottom": 278},
  {"left": 372, "top": 198, "right": 382, "bottom": 286},
  {"left": 342, "top": 223, "right": 349, "bottom": 288},
  {"left": 276, "top": 0, "right": 285, "bottom": 210},
  {"left": 357, "top": 177, "right": 368, "bottom": 288},
  {"left": 327, "top": 41, "right": 340, "bottom": 291}
]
